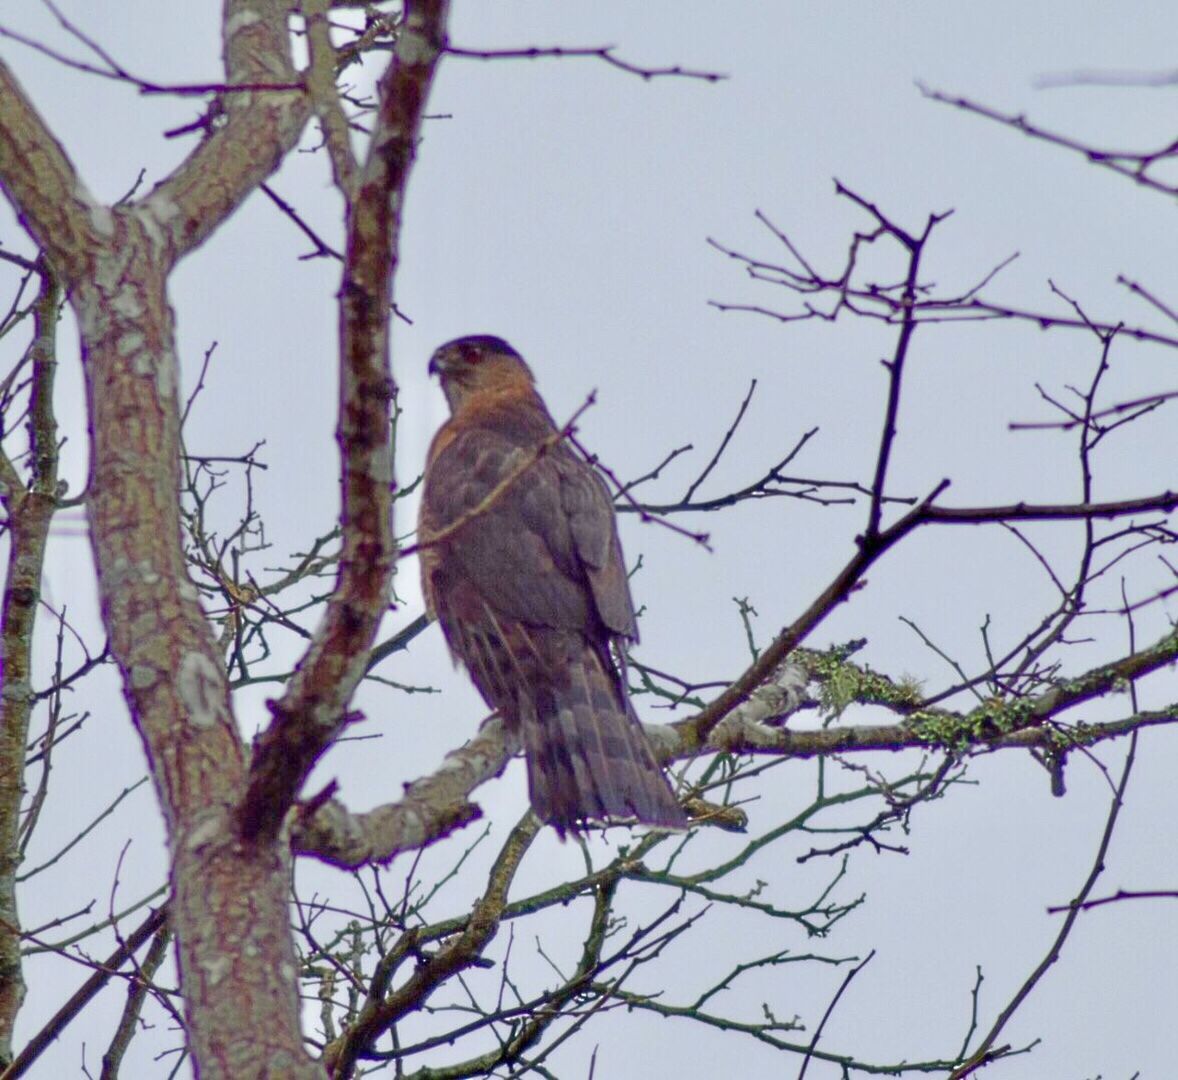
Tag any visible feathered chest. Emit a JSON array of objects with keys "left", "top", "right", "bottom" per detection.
[{"left": 418, "top": 402, "right": 637, "bottom": 640}]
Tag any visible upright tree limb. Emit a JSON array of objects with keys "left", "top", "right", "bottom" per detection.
[
  {"left": 242, "top": 0, "right": 451, "bottom": 841},
  {"left": 0, "top": 1, "right": 324, "bottom": 1074},
  {"left": 0, "top": 267, "right": 60, "bottom": 1067}
]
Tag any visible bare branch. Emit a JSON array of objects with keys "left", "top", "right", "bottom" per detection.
[
  {"left": 1046, "top": 888, "right": 1178, "bottom": 914},
  {"left": 444, "top": 43, "right": 725, "bottom": 82},
  {"left": 292, "top": 716, "right": 506, "bottom": 866},
  {"left": 323, "top": 812, "right": 541, "bottom": 1077},
  {"left": 304, "top": 3, "right": 359, "bottom": 196},
  {"left": 797, "top": 949, "right": 876, "bottom": 1080},
  {"left": 0, "top": 907, "right": 167, "bottom": 1080},
  {"left": 401, "top": 395, "right": 598, "bottom": 559},
  {"left": 921, "top": 492, "right": 1178, "bottom": 524},
  {"left": 919, "top": 82, "right": 1178, "bottom": 200},
  {"left": 0, "top": 4, "right": 301, "bottom": 97},
  {"left": 241, "top": 0, "right": 450, "bottom": 842},
  {"left": 949, "top": 731, "right": 1140, "bottom": 1078},
  {"left": 0, "top": 266, "right": 61, "bottom": 1064}
]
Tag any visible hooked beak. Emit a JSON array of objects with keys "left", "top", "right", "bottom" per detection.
[{"left": 427, "top": 350, "right": 452, "bottom": 378}]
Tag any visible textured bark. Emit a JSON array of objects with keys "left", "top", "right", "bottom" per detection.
[
  {"left": 0, "top": 0, "right": 450, "bottom": 1071},
  {"left": 242, "top": 0, "right": 451, "bottom": 839},
  {"left": 0, "top": 1, "right": 318, "bottom": 1073},
  {"left": 74, "top": 221, "right": 317, "bottom": 1077}
]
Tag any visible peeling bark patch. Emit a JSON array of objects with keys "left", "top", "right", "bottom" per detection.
[
  {"left": 134, "top": 202, "right": 170, "bottom": 248},
  {"left": 89, "top": 204, "right": 115, "bottom": 237},
  {"left": 397, "top": 34, "right": 435, "bottom": 66},
  {"left": 178, "top": 651, "right": 227, "bottom": 729},
  {"left": 155, "top": 354, "right": 176, "bottom": 400},
  {"left": 104, "top": 554, "right": 132, "bottom": 586},
  {"left": 184, "top": 812, "right": 223, "bottom": 853},
  {"left": 74, "top": 295, "right": 110, "bottom": 341},
  {"left": 203, "top": 955, "right": 231, "bottom": 988},
  {"left": 144, "top": 194, "right": 180, "bottom": 225},
  {"left": 110, "top": 283, "right": 145, "bottom": 320},
  {"left": 117, "top": 331, "right": 146, "bottom": 358},
  {"left": 130, "top": 664, "right": 159, "bottom": 689},
  {"left": 225, "top": 9, "right": 261, "bottom": 36}
]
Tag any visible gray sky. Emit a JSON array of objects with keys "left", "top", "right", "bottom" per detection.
[{"left": 2, "top": 2, "right": 1176, "bottom": 1076}]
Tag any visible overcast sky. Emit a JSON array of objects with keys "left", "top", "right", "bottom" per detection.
[{"left": 2, "top": 2, "right": 1177, "bottom": 1077}]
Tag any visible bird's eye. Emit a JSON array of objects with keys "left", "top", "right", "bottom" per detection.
[{"left": 460, "top": 345, "right": 481, "bottom": 365}]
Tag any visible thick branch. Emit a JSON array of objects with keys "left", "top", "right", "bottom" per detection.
[
  {"left": 0, "top": 3, "right": 333, "bottom": 1076},
  {"left": 145, "top": 0, "right": 310, "bottom": 260},
  {"left": 0, "top": 65, "right": 101, "bottom": 282},
  {"left": 291, "top": 715, "right": 509, "bottom": 866},
  {"left": 295, "top": 630, "right": 1175, "bottom": 866},
  {"left": 949, "top": 732, "right": 1140, "bottom": 1078}
]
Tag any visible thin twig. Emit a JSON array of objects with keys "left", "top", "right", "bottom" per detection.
[{"left": 444, "top": 44, "right": 725, "bottom": 82}]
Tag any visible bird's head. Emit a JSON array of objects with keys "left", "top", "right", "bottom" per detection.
[{"left": 428, "top": 335, "right": 536, "bottom": 413}]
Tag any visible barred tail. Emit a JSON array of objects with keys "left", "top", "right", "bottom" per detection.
[{"left": 519, "top": 645, "right": 686, "bottom": 839}]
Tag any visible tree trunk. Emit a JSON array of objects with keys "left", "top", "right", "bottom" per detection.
[{"left": 74, "top": 225, "right": 319, "bottom": 1077}]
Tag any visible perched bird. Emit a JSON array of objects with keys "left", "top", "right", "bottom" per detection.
[{"left": 419, "top": 335, "right": 686, "bottom": 837}]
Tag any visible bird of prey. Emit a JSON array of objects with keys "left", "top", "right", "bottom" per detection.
[{"left": 418, "top": 335, "right": 686, "bottom": 837}]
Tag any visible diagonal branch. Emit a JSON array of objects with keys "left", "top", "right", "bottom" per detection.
[
  {"left": 673, "top": 479, "right": 950, "bottom": 752},
  {"left": 143, "top": 0, "right": 311, "bottom": 261},
  {"left": 0, "top": 65, "right": 101, "bottom": 282},
  {"left": 323, "top": 811, "right": 540, "bottom": 1078},
  {"left": 919, "top": 83, "right": 1178, "bottom": 200},
  {"left": 0, "top": 907, "right": 167, "bottom": 1080},
  {"left": 303, "top": 0, "right": 358, "bottom": 196},
  {"left": 293, "top": 628, "right": 1177, "bottom": 867},
  {"left": 674, "top": 482, "right": 1177, "bottom": 752},
  {"left": 291, "top": 715, "right": 509, "bottom": 866},
  {"left": 402, "top": 395, "right": 597, "bottom": 559}
]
